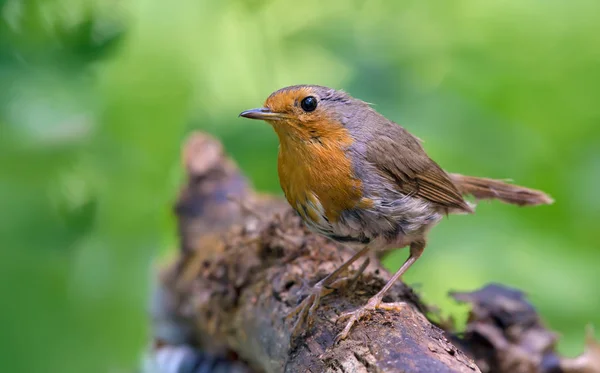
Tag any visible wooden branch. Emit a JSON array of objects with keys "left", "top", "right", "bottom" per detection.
[
  {"left": 447, "top": 285, "right": 600, "bottom": 373},
  {"left": 154, "top": 132, "right": 480, "bottom": 373}
]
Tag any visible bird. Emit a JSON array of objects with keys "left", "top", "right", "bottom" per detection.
[{"left": 239, "top": 84, "right": 553, "bottom": 342}]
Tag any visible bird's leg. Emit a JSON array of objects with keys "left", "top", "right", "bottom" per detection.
[
  {"left": 287, "top": 245, "right": 370, "bottom": 339},
  {"left": 336, "top": 256, "right": 370, "bottom": 292},
  {"left": 335, "top": 240, "right": 425, "bottom": 343}
]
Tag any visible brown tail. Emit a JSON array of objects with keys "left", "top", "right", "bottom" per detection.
[{"left": 449, "top": 173, "right": 554, "bottom": 207}]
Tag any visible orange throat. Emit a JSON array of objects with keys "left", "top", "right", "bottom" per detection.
[{"left": 274, "top": 124, "right": 371, "bottom": 223}]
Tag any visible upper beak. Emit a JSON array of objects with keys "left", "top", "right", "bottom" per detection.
[{"left": 239, "top": 108, "right": 286, "bottom": 120}]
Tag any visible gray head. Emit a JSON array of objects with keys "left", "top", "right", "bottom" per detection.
[{"left": 239, "top": 85, "right": 373, "bottom": 138}]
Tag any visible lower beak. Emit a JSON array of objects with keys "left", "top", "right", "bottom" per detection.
[{"left": 239, "top": 108, "right": 286, "bottom": 120}]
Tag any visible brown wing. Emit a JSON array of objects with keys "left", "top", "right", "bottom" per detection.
[{"left": 366, "top": 125, "right": 473, "bottom": 213}]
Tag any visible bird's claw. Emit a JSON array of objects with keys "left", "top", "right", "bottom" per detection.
[
  {"left": 335, "top": 302, "right": 377, "bottom": 343},
  {"left": 287, "top": 283, "right": 334, "bottom": 340},
  {"left": 335, "top": 299, "right": 407, "bottom": 343},
  {"left": 287, "top": 258, "right": 371, "bottom": 343}
]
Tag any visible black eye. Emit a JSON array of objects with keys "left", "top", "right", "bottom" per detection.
[{"left": 300, "top": 96, "right": 318, "bottom": 112}]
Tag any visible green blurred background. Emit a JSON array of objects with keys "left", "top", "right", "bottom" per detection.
[{"left": 1, "top": 0, "right": 599, "bottom": 372}]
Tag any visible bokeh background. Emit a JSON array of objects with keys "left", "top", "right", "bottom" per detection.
[{"left": 2, "top": 0, "right": 599, "bottom": 372}]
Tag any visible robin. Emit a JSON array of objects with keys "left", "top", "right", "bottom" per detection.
[{"left": 239, "top": 85, "right": 553, "bottom": 342}]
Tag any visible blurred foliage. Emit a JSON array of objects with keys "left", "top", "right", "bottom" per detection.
[{"left": 1, "top": 0, "right": 598, "bottom": 372}]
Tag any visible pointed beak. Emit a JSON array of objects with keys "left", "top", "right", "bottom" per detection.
[{"left": 239, "top": 108, "right": 287, "bottom": 120}]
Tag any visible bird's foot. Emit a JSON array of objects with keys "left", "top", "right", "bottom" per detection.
[
  {"left": 286, "top": 281, "right": 334, "bottom": 340},
  {"left": 287, "top": 268, "right": 368, "bottom": 341},
  {"left": 335, "top": 296, "right": 407, "bottom": 343},
  {"left": 286, "top": 259, "right": 370, "bottom": 343}
]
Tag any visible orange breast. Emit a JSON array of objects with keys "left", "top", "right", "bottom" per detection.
[{"left": 276, "top": 127, "right": 368, "bottom": 223}]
